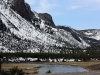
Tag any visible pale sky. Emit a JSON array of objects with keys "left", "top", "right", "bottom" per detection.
[{"left": 25, "top": 0, "right": 100, "bottom": 30}]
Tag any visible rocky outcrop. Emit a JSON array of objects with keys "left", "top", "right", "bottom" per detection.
[
  {"left": 11, "top": 0, "right": 55, "bottom": 27},
  {"left": 38, "top": 13, "right": 55, "bottom": 27},
  {"left": 57, "top": 26, "right": 72, "bottom": 32},
  {"left": 12, "top": 0, "right": 35, "bottom": 22},
  {"left": 0, "top": 20, "right": 7, "bottom": 32}
]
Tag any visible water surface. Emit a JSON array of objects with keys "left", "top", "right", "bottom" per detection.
[{"left": 31, "top": 64, "right": 88, "bottom": 74}]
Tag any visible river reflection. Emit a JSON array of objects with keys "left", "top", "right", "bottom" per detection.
[{"left": 32, "top": 64, "right": 88, "bottom": 74}]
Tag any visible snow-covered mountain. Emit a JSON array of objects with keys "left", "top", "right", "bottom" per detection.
[
  {"left": 80, "top": 29, "right": 100, "bottom": 40},
  {"left": 0, "top": 0, "right": 100, "bottom": 53}
]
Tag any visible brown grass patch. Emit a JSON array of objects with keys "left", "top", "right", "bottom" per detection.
[{"left": 2, "top": 63, "right": 40, "bottom": 74}]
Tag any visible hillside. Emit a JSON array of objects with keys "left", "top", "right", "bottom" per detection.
[{"left": 0, "top": 0, "right": 100, "bottom": 53}]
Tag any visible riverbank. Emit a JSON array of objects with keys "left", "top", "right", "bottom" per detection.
[
  {"left": 2, "top": 63, "right": 40, "bottom": 74},
  {"left": 33, "top": 61, "right": 100, "bottom": 70},
  {"left": 2, "top": 61, "right": 100, "bottom": 74},
  {"left": 36, "top": 71, "right": 100, "bottom": 75}
]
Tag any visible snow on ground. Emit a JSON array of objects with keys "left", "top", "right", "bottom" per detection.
[
  {"left": 0, "top": 0, "right": 92, "bottom": 53},
  {"left": 84, "top": 30, "right": 100, "bottom": 40},
  {"left": 0, "top": 45, "right": 15, "bottom": 53},
  {"left": 0, "top": 0, "right": 63, "bottom": 47}
]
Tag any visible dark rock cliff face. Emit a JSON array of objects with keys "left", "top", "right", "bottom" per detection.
[
  {"left": 11, "top": 0, "right": 55, "bottom": 27},
  {"left": 12, "top": 0, "right": 34, "bottom": 22},
  {"left": 38, "top": 13, "right": 55, "bottom": 27},
  {"left": 57, "top": 26, "right": 72, "bottom": 32},
  {"left": 0, "top": 20, "right": 7, "bottom": 32}
]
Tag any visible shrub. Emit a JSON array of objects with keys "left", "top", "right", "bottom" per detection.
[
  {"left": 0, "top": 69, "right": 9, "bottom": 75},
  {"left": 9, "top": 66, "right": 24, "bottom": 75},
  {"left": 46, "top": 70, "right": 51, "bottom": 73},
  {"left": 0, "top": 66, "right": 24, "bottom": 75}
]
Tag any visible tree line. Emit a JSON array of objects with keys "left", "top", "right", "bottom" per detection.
[{"left": 0, "top": 48, "right": 100, "bottom": 62}]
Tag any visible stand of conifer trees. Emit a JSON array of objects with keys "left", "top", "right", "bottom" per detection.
[{"left": 0, "top": 46, "right": 100, "bottom": 63}]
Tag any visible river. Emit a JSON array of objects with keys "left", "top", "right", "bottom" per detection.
[{"left": 31, "top": 64, "right": 88, "bottom": 74}]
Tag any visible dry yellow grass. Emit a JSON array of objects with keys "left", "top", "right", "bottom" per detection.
[{"left": 2, "top": 63, "right": 40, "bottom": 74}]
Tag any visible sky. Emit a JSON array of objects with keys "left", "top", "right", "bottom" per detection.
[{"left": 25, "top": 0, "right": 100, "bottom": 30}]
